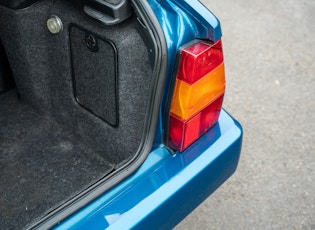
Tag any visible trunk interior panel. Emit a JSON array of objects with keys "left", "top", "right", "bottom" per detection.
[{"left": 0, "top": 0, "right": 152, "bottom": 228}]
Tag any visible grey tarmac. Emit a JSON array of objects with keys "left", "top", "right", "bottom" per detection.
[{"left": 175, "top": 0, "right": 315, "bottom": 229}]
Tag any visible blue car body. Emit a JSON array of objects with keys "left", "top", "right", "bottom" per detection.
[{"left": 54, "top": 0, "right": 243, "bottom": 229}]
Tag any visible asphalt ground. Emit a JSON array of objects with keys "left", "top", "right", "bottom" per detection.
[{"left": 175, "top": 0, "right": 315, "bottom": 229}]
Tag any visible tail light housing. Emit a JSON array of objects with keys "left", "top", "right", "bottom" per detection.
[{"left": 168, "top": 39, "right": 225, "bottom": 152}]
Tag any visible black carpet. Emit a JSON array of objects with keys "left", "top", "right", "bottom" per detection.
[
  {"left": 0, "top": 0, "right": 151, "bottom": 165},
  {"left": 0, "top": 91, "right": 113, "bottom": 229}
]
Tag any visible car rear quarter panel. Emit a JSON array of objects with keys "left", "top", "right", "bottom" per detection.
[{"left": 53, "top": 1, "right": 243, "bottom": 229}]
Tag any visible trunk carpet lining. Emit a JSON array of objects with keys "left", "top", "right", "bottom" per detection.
[{"left": 0, "top": 91, "right": 113, "bottom": 229}]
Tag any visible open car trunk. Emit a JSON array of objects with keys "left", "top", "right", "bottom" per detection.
[{"left": 0, "top": 0, "right": 165, "bottom": 228}]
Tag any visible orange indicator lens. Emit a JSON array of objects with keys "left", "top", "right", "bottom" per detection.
[{"left": 170, "top": 63, "right": 225, "bottom": 120}]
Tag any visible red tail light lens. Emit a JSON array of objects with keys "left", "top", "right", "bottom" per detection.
[
  {"left": 169, "top": 95, "right": 224, "bottom": 151},
  {"left": 168, "top": 39, "right": 225, "bottom": 152},
  {"left": 177, "top": 40, "right": 223, "bottom": 84}
]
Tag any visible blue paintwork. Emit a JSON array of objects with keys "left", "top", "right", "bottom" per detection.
[
  {"left": 54, "top": 110, "right": 242, "bottom": 229},
  {"left": 54, "top": 1, "right": 242, "bottom": 229}
]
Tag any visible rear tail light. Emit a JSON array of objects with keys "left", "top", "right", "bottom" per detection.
[{"left": 168, "top": 39, "right": 225, "bottom": 152}]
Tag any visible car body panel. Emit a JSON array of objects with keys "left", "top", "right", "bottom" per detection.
[{"left": 54, "top": 110, "right": 242, "bottom": 229}]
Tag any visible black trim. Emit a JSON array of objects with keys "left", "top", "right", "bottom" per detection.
[
  {"left": 28, "top": 0, "right": 167, "bottom": 229},
  {"left": 163, "top": 49, "right": 181, "bottom": 149},
  {"left": 0, "top": 0, "right": 39, "bottom": 9},
  {"left": 83, "top": 0, "right": 132, "bottom": 25},
  {"left": 69, "top": 24, "right": 119, "bottom": 128},
  {"left": 0, "top": 39, "right": 15, "bottom": 94}
]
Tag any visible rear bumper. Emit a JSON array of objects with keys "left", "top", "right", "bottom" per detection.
[{"left": 54, "top": 109, "right": 242, "bottom": 230}]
